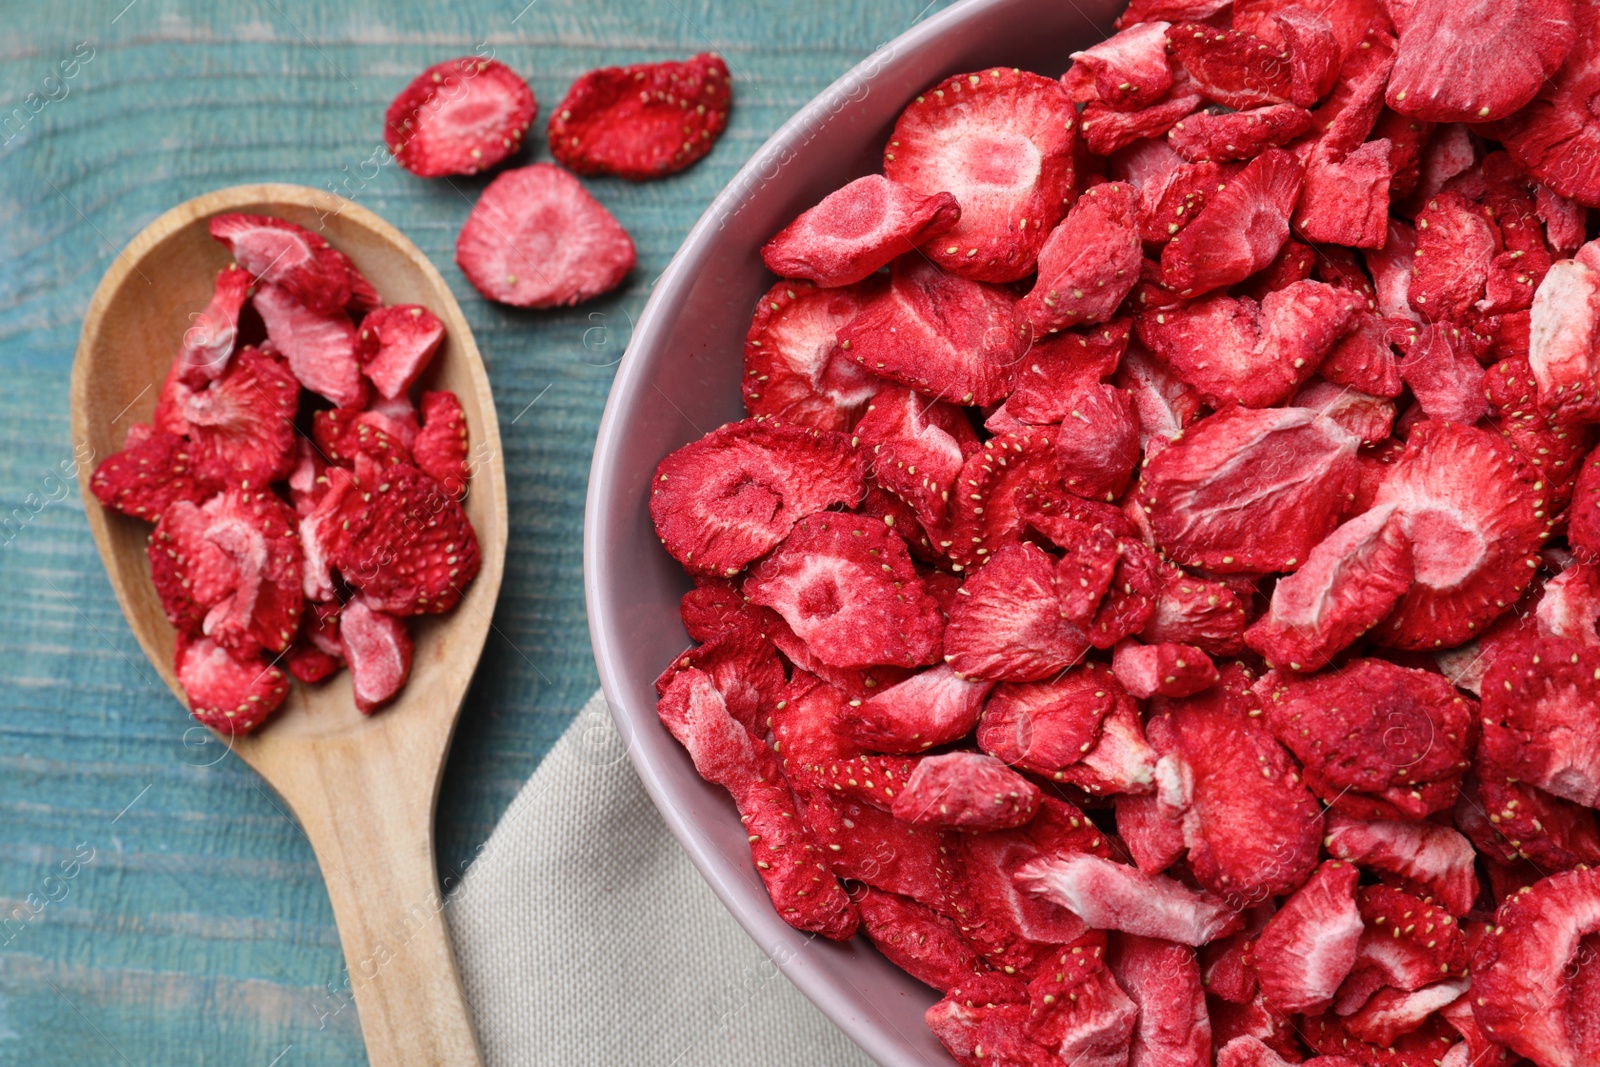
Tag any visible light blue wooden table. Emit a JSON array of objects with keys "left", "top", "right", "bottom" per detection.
[{"left": 0, "top": 1, "right": 956, "bottom": 1061}]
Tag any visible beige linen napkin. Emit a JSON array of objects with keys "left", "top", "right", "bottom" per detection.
[{"left": 446, "top": 690, "right": 876, "bottom": 1066}]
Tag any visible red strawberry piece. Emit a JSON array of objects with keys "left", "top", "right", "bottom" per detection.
[
  {"left": 1006, "top": 320, "right": 1131, "bottom": 425},
  {"left": 90, "top": 430, "right": 222, "bottom": 520},
  {"left": 1015, "top": 852, "right": 1242, "bottom": 946},
  {"left": 1438, "top": 996, "right": 1515, "bottom": 1067},
  {"left": 208, "top": 213, "right": 351, "bottom": 315},
  {"left": 286, "top": 641, "right": 340, "bottom": 685},
  {"left": 1160, "top": 149, "right": 1304, "bottom": 297},
  {"left": 1018, "top": 182, "right": 1142, "bottom": 334},
  {"left": 1337, "top": 885, "right": 1470, "bottom": 1012},
  {"left": 412, "top": 390, "right": 469, "bottom": 495},
  {"left": 175, "top": 264, "right": 253, "bottom": 387},
  {"left": 1273, "top": 5, "right": 1341, "bottom": 105},
  {"left": 1371, "top": 420, "right": 1547, "bottom": 650},
  {"left": 1342, "top": 978, "right": 1470, "bottom": 1047},
  {"left": 1372, "top": 108, "right": 1434, "bottom": 200},
  {"left": 1115, "top": 341, "right": 1205, "bottom": 454},
  {"left": 1047, "top": 520, "right": 1121, "bottom": 626},
  {"left": 1060, "top": 691, "right": 1161, "bottom": 798},
  {"left": 331, "top": 457, "right": 482, "bottom": 616},
  {"left": 253, "top": 284, "right": 364, "bottom": 408},
  {"left": 1216, "top": 1036, "right": 1328, "bottom": 1067},
  {"left": 1138, "top": 280, "right": 1367, "bottom": 407},
  {"left": 767, "top": 672, "right": 860, "bottom": 769},
  {"left": 760, "top": 176, "right": 959, "bottom": 289},
  {"left": 925, "top": 1000, "right": 1059, "bottom": 1067},
  {"left": 1386, "top": 0, "right": 1574, "bottom": 122},
  {"left": 159, "top": 345, "right": 300, "bottom": 486},
  {"left": 944, "top": 541, "right": 1090, "bottom": 681},
  {"left": 1238, "top": 238, "right": 1316, "bottom": 300},
  {"left": 1295, "top": 138, "right": 1394, "bottom": 249},
  {"left": 1462, "top": 773, "right": 1600, "bottom": 871},
  {"left": 385, "top": 57, "right": 535, "bottom": 178},
  {"left": 1529, "top": 255, "right": 1600, "bottom": 423},
  {"left": 304, "top": 599, "right": 343, "bottom": 660},
  {"left": 1085, "top": 538, "right": 1161, "bottom": 651},
  {"left": 1302, "top": 1012, "right": 1461, "bottom": 1067},
  {"left": 1538, "top": 182, "right": 1590, "bottom": 254},
  {"left": 174, "top": 633, "right": 289, "bottom": 735},
  {"left": 883, "top": 68, "right": 1077, "bottom": 282},
  {"left": 945, "top": 431, "right": 1065, "bottom": 570},
  {"left": 1051, "top": 382, "right": 1141, "bottom": 503},
  {"left": 833, "top": 255, "right": 1029, "bottom": 407},
  {"left": 1499, "top": 0, "right": 1600, "bottom": 208},
  {"left": 976, "top": 665, "right": 1119, "bottom": 778},
  {"left": 649, "top": 418, "right": 863, "bottom": 578},
  {"left": 1068, "top": 21, "right": 1177, "bottom": 111},
  {"left": 741, "top": 277, "right": 887, "bottom": 433},
  {"left": 1246, "top": 505, "right": 1414, "bottom": 671},
  {"left": 854, "top": 383, "right": 980, "bottom": 531},
  {"left": 1253, "top": 860, "right": 1364, "bottom": 1014},
  {"left": 548, "top": 53, "right": 729, "bottom": 181},
  {"left": 340, "top": 598, "right": 412, "bottom": 714},
  {"left": 1168, "top": 103, "right": 1312, "bottom": 162},
  {"left": 801, "top": 791, "right": 946, "bottom": 907},
  {"left": 1407, "top": 122, "right": 1481, "bottom": 209},
  {"left": 1115, "top": 792, "right": 1187, "bottom": 875},
  {"left": 891, "top": 752, "right": 1041, "bottom": 832},
  {"left": 455, "top": 164, "right": 635, "bottom": 308},
  {"left": 1120, "top": 0, "right": 1232, "bottom": 25},
  {"left": 355, "top": 304, "right": 444, "bottom": 400},
  {"left": 1140, "top": 564, "right": 1249, "bottom": 658},
  {"left": 1147, "top": 667, "right": 1325, "bottom": 906},
  {"left": 1138, "top": 405, "right": 1361, "bottom": 574},
  {"left": 1292, "top": 380, "right": 1398, "bottom": 445},
  {"left": 1121, "top": 146, "right": 1229, "bottom": 243},
  {"left": 1303, "top": 21, "right": 1398, "bottom": 160},
  {"left": 1166, "top": 24, "right": 1293, "bottom": 109},
  {"left": 1211, "top": 1007, "right": 1306, "bottom": 1065},
  {"left": 855, "top": 887, "right": 991, "bottom": 994},
  {"left": 1233, "top": 0, "right": 1385, "bottom": 61},
  {"left": 745, "top": 512, "right": 944, "bottom": 670},
  {"left": 203, "top": 484, "right": 304, "bottom": 660},
  {"left": 147, "top": 497, "right": 238, "bottom": 635},
  {"left": 657, "top": 669, "right": 857, "bottom": 940},
  {"left": 366, "top": 393, "right": 421, "bottom": 449},
  {"left": 654, "top": 629, "right": 785, "bottom": 737},
  {"left": 1368, "top": 220, "right": 1421, "bottom": 322},
  {"left": 297, "top": 465, "right": 361, "bottom": 602},
  {"left": 765, "top": 615, "right": 913, "bottom": 699},
  {"left": 1318, "top": 812, "right": 1478, "bottom": 915},
  {"left": 1471, "top": 867, "right": 1600, "bottom": 1066},
  {"left": 1536, "top": 562, "right": 1600, "bottom": 644},
  {"left": 1029, "top": 964, "right": 1140, "bottom": 1064},
  {"left": 842, "top": 664, "right": 991, "bottom": 753},
  {"left": 1570, "top": 448, "right": 1600, "bottom": 562},
  {"left": 1408, "top": 192, "right": 1498, "bottom": 322},
  {"left": 1112, "top": 639, "right": 1218, "bottom": 698},
  {"left": 1478, "top": 634, "right": 1600, "bottom": 806},
  {"left": 859, "top": 483, "right": 940, "bottom": 562},
  {"left": 313, "top": 407, "right": 412, "bottom": 470}
]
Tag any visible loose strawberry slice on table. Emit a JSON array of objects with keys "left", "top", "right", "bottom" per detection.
[
  {"left": 1160, "top": 148, "right": 1304, "bottom": 296},
  {"left": 341, "top": 598, "right": 413, "bottom": 714},
  {"left": 1324, "top": 814, "right": 1479, "bottom": 917},
  {"left": 648, "top": 418, "right": 863, "bottom": 578},
  {"left": 1006, "top": 320, "right": 1131, "bottom": 425},
  {"left": 841, "top": 663, "right": 991, "bottom": 753},
  {"left": 548, "top": 53, "right": 729, "bottom": 180},
  {"left": 174, "top": 633, "right": 290, "bottom": 735},
  {"left": 1529, "top": 254, "right": 1600, "bottom": 423},
  {"left": 1385, "top": 0, "right": 1575, "bottom": 123},
  {"left": 1253, "top": 860, "right": 1363, "bottom": 1015},
  {"left": 158, "top": 345, "right": 300, "bottom": 486},
  {"left": 1477, "top": 634, "right": 1600, "bottom": 807},
  {"left": 174, "top": 264, "right": 253, "bottom": 387},
  {"left": 1068, "top": 21, "right": 1176, "bottom": 111},
  {"left": 855, "top": 887, "right": 991, "bottom": 994},
  {"left": 1015, "top": 852, "right": 1242, "bottom": 946},
  {"left": 944, "top": 541, "right": 1090, "bottom": 681},
  {"left": 412, "top": 390, "right": 470, "bottom": 493},
  {"left": 1017, "top": 181, "right": 1142, "bottom": 334},
  {"left": 208, "top": 213, "right": 351, "bottom": 315},
  {"left": 760, "top": 176, "right": 959, "bottom": 289},
  {"left": 853, "top": 382, "right": 979, "bottom": 531},
  {"left": 744, "top": 512, "right": 943, "bottom": 670},
  {"left": 1111, "top": 639, "right": 1218, "bottom": 698},
  {"left": 1165, "top": 24, "right": 1293, "bottom": 109},
  {"left": 891, "top": 752, "right": 1041, "bottom": 831},
  {"left": 976, "top": 665, "right": 1119, "bottom": 777},
  {"left": 89, "top": 430, "right": 222, "bottom": 520},
  {"left": 455, "top": 164, "right": 635, "bottom": 308},
  {"left": 252, "top": 285, "right": 364, "bottom": 408},
  {"left": 1167, "top": 103, "right": 1311, "bottom": 162},
  {"left": 355, "top": 304, "right": 444, "bottom": 400},
  {"left": 385, "top": 57, "right": 535, "bottom": 178},
  {"left": 742, "top": 277, "right": 885, "bottom": 433},
  {"left": 883, "top": 68, "right": 1077, "bottom": 282}
]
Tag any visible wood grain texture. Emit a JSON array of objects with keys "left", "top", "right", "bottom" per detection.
[{"left": 0, "top": 1, "right": 956, "bottom": 1063}]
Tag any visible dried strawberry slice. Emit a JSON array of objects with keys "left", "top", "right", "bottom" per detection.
[
  {"left": 1007, "top": 320, "right": 1131, "bottom": 425},
  {"left": 1051, "top": 381, "right": 1141, "bottom": 502},
  {"left": 455, "top": 164, "right": 635, "bottom": 308},
  {"left": 1371, "top": 420, "right": 1547, "bottom": 650},
  {"left": 1302, "top": 1011, "right": 1460, "bottom": 1067},
  {"left": 741, "top": 277, "right": 883, "bottom": 433},
  {"left": 891, "top": 752, "right": 1041, "bottom": 832},
  {"left": 1499, "top": 1, "right": 1600, "bottom": 209},
  {"left": 412, "top": 390, "right": 469, "bottom": 494},
  {"left": 355, "top": 304, "right": 443, "bottom": 400},
  {"left": 1086, "top": 538, "right": 1161, "bottom": 649},
  {"left": 1168, "top": 103, "right": 1311, "bottom": 163},
  {"left": 1386, "top": 0, "right": 1574, "bottom": 122},
  {"left": 1057, "top": 693, "right": 1160, "bottom": 798},
  {"left": 1292, "top": 380, "right": 1397, "bottom": 445},
  {"left": 926, "top": 1000, "right": 1058, "bottom": 1067},
  {"left": 944, "top": 542, "right": 1090, "bottom": 681},
  {"left": 1165, "top": 24, "right": 1293, "bottom": 109},
  {"left": 1112, "top": 639, "right": 1218, "bottom": 698},
  {"left": 1160, "top": 148, "right": 1304, "bottom": 296},
  {"left": 253, "top": 285, "right": 364, "bottom": 408},
  {"left": 654, "top": 629, "right": 785, "bottom": 737},
  {"left": 158, "top": 345, "right": 300, "bottom": 486},
  {"left": 884, "top": 68, "right": 1077, "bottom": 282},
  {"left": 204, "top": 484, "right": 304, "bottom": 660},
  {"left": 286, "top": 641, "right": 339, "bottom": 685},
  {"left": 1254, "top": 860, "right": 1363, "bottom": 1014},
  {"left": 1028, "top": 961, "right": 1139, "bottom": 1063},
  {"left": 1068, "top": 21, "right": 1176, "bottom": 111},
  {"left": 1535, "top": 562, "right": 1600, "bottom": 645},
  {"left": 744, "top": 512, "right": 943, "bottom": 670},
  {"left": 649, "top": 418, "right": 862, "bottom": 578},
  {"left": 90, "top": 430, "right": 222, "bottom": 520},
  {"left": 175, "top": 264, "right": 253, "bottom": 387},
  {"left": 384, "top": 57, "right": 534, "bottom": 177},
  {"left": 548, "top": 53, "right": 729, "bottom": 181},
  {"left": 208, "top": 213, "right": 350, "bottom": 315},
  {"left": 313, "top": 407, "right": 411, "bottom": 471},
  {"left": 174, "top": 633, "right": 290, "bottom": 735},
  {"left": 1343, "top": 979, "right": 1470, "bottom": 1047},
  {"left": 768, "top": 672, "right": 860, "bottom": 769},
  {"left": 1478, "top": 634, "right": 1600, "bottom": 807},
  {"left": 1462, "top": 773, "right": 1600, "bottom": 871},
  {"left": 1140, "top": 561, "right": 1250, "bottom": 655},
  {"left": 1114, "top": 341, "right": 1205, "bottom": 455},
  {"left": 341, "top": 598, "right": 413, "bottom": 714},
  {"left": 148, "top": 497, "right": 238, "bottom": 635},
  {"left": 801, "top": 791, "right": 944, "bottom": 906},
  {"left": 1529, "top": 255, "right": 1600, "bottom": 423},
  {"left": 856, "top": 887, "right": 990, "bottom": 994},
  {"left": 854, "top": 383, "right": 979, "bottom": 531},
  {"left": 842, "top": 664, "right": 992, "bottom": 753},
  {"left": 1048, "top": 520, "right": 1121, "bottom": 626},
  {"left": 1294, "top": 138, "right": 1394, "bottom": 249},
  {"left": 1016, "top": 852, "right": 1242, "bottom": 946},
  {"left": 1017, "top": 182, "right": 1142, "bottom": 334},
  {"left": 1409, "top": 192, "right": 1498, "bottom": 322},
  {"left": 945, "top": 431, "right": 1064, "bottom": 570},
  {"left": 976, "top": 665, "right": 1118, "bottom": 777},
  {"left": 1337, "top": 885, "right": 1470, "bottom": 1013},
  {"left": 761, "top": 176, "right": 959, "bottom": 289},
  {"left": 833, "top": 255, "right": 1029, "bottom": 407},
  {"left": 1085, "top": 90, "right": 1203, "bottom": 159}
]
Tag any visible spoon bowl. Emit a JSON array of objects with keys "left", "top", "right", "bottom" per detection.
[{"left": 70, "top": 184, "right": 506, "bottom": 1067}]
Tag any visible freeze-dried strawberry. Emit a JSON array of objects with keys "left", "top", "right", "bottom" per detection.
[
  {"left": 740, "top": 277, "right": 883, "bottom": 433},
  {"left": 842, "top": 664, "right": 991, "bottom": 753},
  {"left": 159, "top": 345, "right": 300, "bottom": 486},
  {"left": 1337, "top": 885, "right": 1470, "bottom": 1014},
  {"left": 802, "top": 791, "right": 945, "bottom": 906},
  {"left": 834, "top": 256, "right": 1028, "bottom": 406},
  {"left": 1273, "top": 5, "right": 1341, "bottom": 105},
  {"left": 1140, "top": 562, "right": 1249, "bottom": 655},
  {"left": 884, "top": 68, "right": 1077, "bottom": 282},
  {"left": 1385, "top": 0, "right": 1574, "bottom": 122},
  {"left": 649, "top": 418, "right": 862, "bottom": 577},
  {"left": 1029, "top": 963, "right": 1140, "bottom": 1064},
  {"left": 286, "top": 639, "right": 339, "bottom": 684},
  {"left": 658, "top": 669, "right": 857, "bottom": 940},
  {"left": 926, "top": 1000, "right": 1058, "bottom": 1067},
  {"left": 1324, "top": 812, "right": 1472, "bottom": 915},
  {"left": 1573, "top": 449, "right": 1600, "bottom": 562},
  {"left": 1253, "top": 860, "right": 1363, "bottom": 1014},
  {"left": 1168, "top": 103, "right": 1311, "bottom": 162},
  {"left": 655, "top": 630, "right": 785, "bottom": 738},
  {"left": 1051, "top": 382, "right": 1140, "bottom": 502},
  {"left": 1237, "top": 238, "right": 1315, "bottom": 301},
  {"left": 1116, "top": 144, "right": 1227, "bottom": 243},
  {"left": 1529, "top": 254, "right": 1600, "bottom": 423},
  {"left": 1138, "top": 405, "right": 1360, "bottom": 573},
  {"left": 1112, "top": 639, "right": 1218, "bottom": 698},
  {"left": 1046, "top": 520, "right": 1120, "bottom": 626},
  {"left": 1068, "top": 21, "right": 1176, "bottom": 111},
  {"left": 1498, "top": 0, "right": 1600, "bottom": 208},
  {"left": 765, "top": 615, "right": 912, "bottom": 699},
  {"left": 854, "top": 383, "right": 979, "bottom": 530},
  {"left": 1408, "top": 122, "right": 1481, "bottom": 209},
  {"left": 1291, "top": 380, "right": 1397, "bottom": 444},
  {"left": 340, "top": 598, "right": 412, "bottom": 714},
  {"left": 1303, "top": 20, "right": 1398, "bottom": 161},
  {"left": 1016, "top": 852, "right": 1241, "bottom": 946},
  {"left": 1006, "top": 320, "right": 1130, "bottom": 426},
  {"left": 1211, "top": 1005, "right": 1306, "bottom": 1064},
  {"left": 1478, "top": 634, "right": 1600, "bottom": 806},
  {"left": 1408, "top": 192, "right": 1497, "bottom": 322},
  {"left": 1463, "top": 773, "right": 1600, "bottom": 871},
  {"left": 1116, "top": 792, "right": 1187, "bottom": 874},
  {"left": 1367, "top": 221, "right": 1420, "bottom": 324},
  {"left": 944, "top": 431, "right": 1065, "bottom": 570},
  {"left": 1233, "top": 0, "right": 1383, "bottom": 59},
  {"left": 761, "top": 176, "right": 959, "bottom": 289},
  {"left": 1537, "top": 562, "right": 1600, "bottom": 644},
  {"left": 174, "top": 633, "right": 289, "bottom": 735},
  {"left": 312, "top": 406, "right": 411, "bottom": 470},
  {"left": 1083, "top": 88, "right": 1206, "bottom": 156},
  {"left": 147, "top": 497, "right": 237, "bottom": 635},
  {"left": 1303, "top": 1011, "right": 1461, "bottom": 1067},
  {"left": 1018, "top": 182, "right": 1142, "bottom": 334},
  {"left": 548, "top": 53, "right": 729, "bottom": 180},
  {"left": 1161, "top": 149, "right": 1303, "bottom": 296},
  {"left": 1147, "top": 668, "right": 1325, "bottom": 906},
  {"left": 1368, "top": 109, "right": 1433, "bottom": 201},
  {"left": 413, "top": 390, "right": 469, "bottom": 493},
  {"left": 202, "top": 484, "right": 304, "bottom": 660},
  {"left": 1216, "top": 1037, "right": 1340, "bottom": 1067},
  {"left": 208, "top": 213, "right": 350, "bottom": 315},
  {"left": 945, "top": 542, "right": 1090, "bottom": 680},
  {"left": 1538, "top": 182, "right": 1590, "bottom": 254},
  {"left": 1114, "top": 343, "right": 1205, "bottom": 452},
  {"left": 297, "top": 466, "right": 360, "bottom": 602},
  {"left": 1371, "top": 420, "right": 1546, "bottom": 650},
  {"left": 90, "top": 430, "right": 221, "bottom": 520},
  {"left": 355, "top": 304, "right": 443, "bottom": 400},
  {"left": 1138, "top": 281, "right": 1366, "bottom": 407},
  {"left": 860, "top": 484, "right": 941, "bottom": 561},
  {"left": 767, "top": 673, "right": 858, "bottom": 770},
  {"left": 253, "top": 284, "right": 364, "bottom": 408},
  {"left": 856, "top": 887, "right": 989, "bottom": 994},
  {"left": 1087, "top": 537, "right": 1162, "bottom": 650},
  {"left": 455, "top": 164, "right": 635, "bottom": 308},
  {"left": 1437, "top": 997, "right": 1514, "bottom": 1067},
  {"left": 1056, "top": 689, "right": 1160, "bottom": 797},
  {"left": 746, "top": 512, "right": 943, "bottom": 670},
  {"left": 1343, "top": 979, "right": 1470, "bottom": 1046},
  {"left": 977, "top": 665, "right": 1118, "bottom": 777},
  {"left": 892, "top": 752, "right": 1041, "bottom": 831},
  {"left": 1295, "top": 138, "right": 1393, "bottom": 249},
  {"left": 175, "top": 264, "right": 252, "bottom": 387},
  {"left": 1392, "top": 323, "right": 1488, "bottom": 424},
  {"left": 1166, "top": 24, "right": 1293, "bottom": 109},
  {"left": 1472, "top": 867, "right": 1600, "bottom": 1066},
  {"left": 385, "top": 57, "right": 535, "bottom": 177}
]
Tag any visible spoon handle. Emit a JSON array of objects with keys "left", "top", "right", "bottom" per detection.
[{"left": 291, "top": 740, "right": 485, "bottom": 1067}]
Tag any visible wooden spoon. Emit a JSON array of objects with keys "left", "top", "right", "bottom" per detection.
[{"left": 69, "top": 184, "right": 506, "bottom": 1067}]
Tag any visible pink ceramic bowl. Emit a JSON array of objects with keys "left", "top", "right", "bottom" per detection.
[{"left": 585, "top": 1, "right": 1122, "bottom": 1061}]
